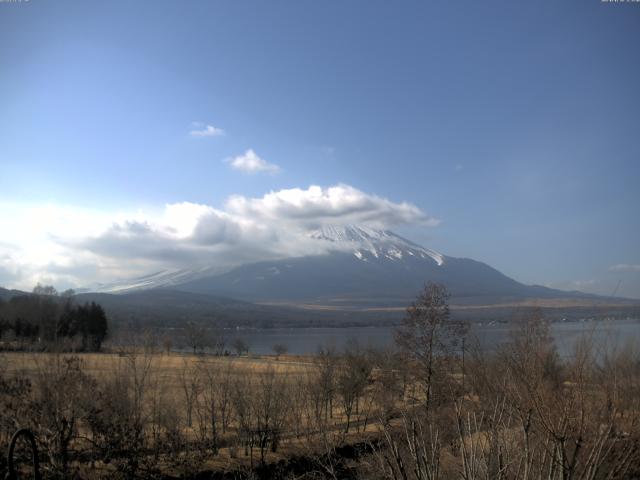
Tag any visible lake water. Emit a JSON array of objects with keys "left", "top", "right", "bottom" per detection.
[{"left": 224, "top": 318, "right": 640, "bottom": 357}]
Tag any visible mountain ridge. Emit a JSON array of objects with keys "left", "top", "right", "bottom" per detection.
[
  {"left": 166, "top": 225, "right": 611, "bottom": 306},
  {"left": 72, "top": 224, "right": 629, "bottom": 308}
]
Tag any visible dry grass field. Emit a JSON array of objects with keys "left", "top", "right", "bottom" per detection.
[
  {"left": 0, "top": 349, "right": 387, "bottom": 478},
  {"left": 1, "top": 350, "right": 316, "bottom": 379}
]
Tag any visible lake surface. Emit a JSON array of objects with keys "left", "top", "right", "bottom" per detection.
[{"left": 224, "top": 318, "right": 640, "bottom": 357}]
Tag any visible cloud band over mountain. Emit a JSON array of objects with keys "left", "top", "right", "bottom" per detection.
[{"left": 0, "top": 185, "right": 438, "bottom": 289}]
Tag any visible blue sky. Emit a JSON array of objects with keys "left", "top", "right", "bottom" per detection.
[{"left": 0, "top": 0, "right": 639, "bottom": 297}]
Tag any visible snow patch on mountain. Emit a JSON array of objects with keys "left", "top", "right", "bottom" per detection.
[
  {"left": 309, "top": 225, "right": 444, "bottom": 266},
  {"left": 87, "top": 268, "right": 215, "bottom": 294}
]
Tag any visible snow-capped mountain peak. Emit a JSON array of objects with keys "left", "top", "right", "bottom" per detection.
[
  {"left": 309, "top": 224, "right": 444, "bottom": 266},
  {"left": 85, "top": 225, "right": 444, "bottom": 294}
]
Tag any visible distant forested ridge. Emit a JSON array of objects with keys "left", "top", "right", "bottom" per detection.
[{"left": 0, "top": 284, "right": 108, "bottom": 351}]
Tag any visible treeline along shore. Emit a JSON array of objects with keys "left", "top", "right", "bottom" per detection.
[{"left": 0, "top": 284, "right": 108, "bottom": 352}]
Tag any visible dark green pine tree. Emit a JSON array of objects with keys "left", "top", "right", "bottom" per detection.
[{"left": 87, "top": 302, "right": 108, "bottom": 351}]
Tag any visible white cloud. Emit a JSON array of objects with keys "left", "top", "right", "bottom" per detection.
[
  {"left": 226, "top": 184, "right": 438, "bottom": 229},
  {"left": 609, "top": 264, "right": 640, "bottom": 272},
  {"left": 0, "top": 202, "right": 162, "bottom": 290},
  {"left": 226, "top": 149, "right": 280, "bottom": 174},
  {"left": 189, "top": 123, "right": 225, "bottom": 137},
  {"left": 0, "top": 185, "right": 438, "bottom": 289}
]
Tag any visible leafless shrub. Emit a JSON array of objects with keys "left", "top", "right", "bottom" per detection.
[{"left": 30, "top": 354, "right": 94, "bottom": 478}]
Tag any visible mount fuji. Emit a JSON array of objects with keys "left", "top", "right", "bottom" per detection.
[
  {"left": 69, "top": 224, "right": 640, "bottom": 326},
  {"left": 146, "top": 224, "right": 592, "bottom": 307}
]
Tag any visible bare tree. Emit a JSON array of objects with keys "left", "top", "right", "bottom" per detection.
[
  {"left": 272, "top": 343, "right": 288, "bottom": 360},
  {"left": 315, "top": 343, "right": 338, "bottom": 425},
  {"left": 84, "top": 348, "right": 156, "bottom": 477},
  {"left": 371, "top": 347, "right": 408, "bottom": 422},
  {"left": 336, "top": 339, "right": 372, "bottom": 433},
  {"left": 185, "top": 321, "right": 206, "bottom": 354},
  {"left": 232, "top": 337, "right": 249, "bottom": 356},
  {"left": 194, "top": 358, "right": 236, "bottom": 453},
  {"left": 162, "top": 336, "right": 172, "bottom": 355},
  {"left": 232, "top": 367, "right": 290, "bottom": 465},
  {"left": 179, "top": 359, "right": 201, "bottom": 429},
  {"left": 395, "top": 282, "right": 467, "bottom": 412},
  {"left": 31, "top": 354, "right": 93, "bottom": 477},
  {"left": 209, "top": 327, "right": 226, "bottom": 356}
]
